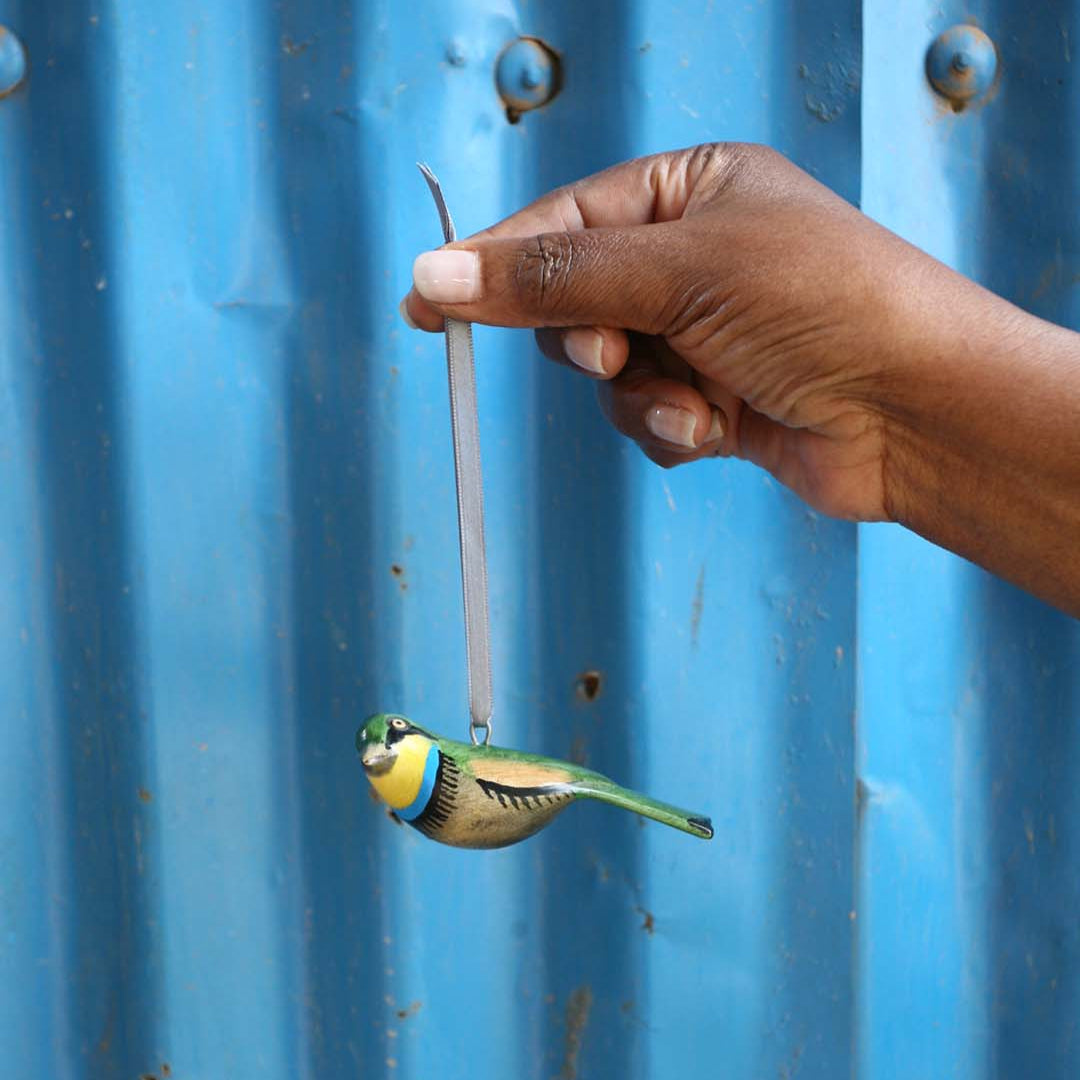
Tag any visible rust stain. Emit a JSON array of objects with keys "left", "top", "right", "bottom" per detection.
[
  {"left": 568, "top": 734, "right": 588, "bottom": 766},
  {"left": 331, "top": 106, "right": 359, "bottom": 125},
  {"left": 619, "top": 998, "right": 648, "bottom": 1031},
  {"left": 779, "top": 1042, "right": 805, "bottom": 1079},
  {"left": 161, "top": 1066, "right": 172, "bottom": 1079},
  {"left": 396, "top": 1000, "right": 422, "bottom": 1021},
  {"left": 389, "top": 563, "right": 407, "bottom": 593},
  {"left": 96, "top": 1001, "right": 114, "bottom": 1055},
  {"left": 1030, "top": 249, "right": 1064, "bottom": 304},
  {"left": 137, "top": 787, "right": 152, "bottom": 803},
  {"left": 134, "top": 818, "right": 144, "bottom": 876},
  {"left": 559, "top": 986, "right": 593, "bottom": 1080},
  {"left": 855, "top": 777, "right": 870, "bottom": 831},
  {"left": 690, "top": 564, "right": 705, "bottom": 648},
  {"left": 281, "top": 36, "right": 311, "bottom": 57},
  {"left": 575, "top": 670, "right": 603, "bottom": 702},
  {"left": 635, "top": 905, "right": 656, "bottom": 935}
]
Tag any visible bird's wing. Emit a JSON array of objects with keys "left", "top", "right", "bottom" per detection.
[{"left": 467, "top": 757, "right": 576, "bottom": 789}]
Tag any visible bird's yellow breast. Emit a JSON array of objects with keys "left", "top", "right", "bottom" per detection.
[{"left": 367, "top": 734, "right": 433, "bottom": 809}]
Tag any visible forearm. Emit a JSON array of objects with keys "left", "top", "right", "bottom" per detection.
[{"left": 883, "top": 289, "right": 1080, "bottom": 616}]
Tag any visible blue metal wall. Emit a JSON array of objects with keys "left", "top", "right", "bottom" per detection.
[{"left": 0, "top": 2, "right": 1076, "bottom": 1077}]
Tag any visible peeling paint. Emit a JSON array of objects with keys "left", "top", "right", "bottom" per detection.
[{"left": 559, "top": 987, "right": 593, "bottom": 1080}]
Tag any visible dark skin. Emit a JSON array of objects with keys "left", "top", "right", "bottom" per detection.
[{"left": 401, "top": 143, "right": 1080, "bottom": 619}]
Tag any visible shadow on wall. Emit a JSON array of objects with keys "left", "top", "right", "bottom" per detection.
[
  {"left": 272, "top": 0, "right": 392, "bottom": 1074},
  {"left": 979, "top": 583, "right": 1080, "bottom": 1076},
  {"left": 979, "top": 4, "right": 1080, "bottom": 1073},
  {"left": 17, "top": 0, "right": 160, "bottom": 1074}
]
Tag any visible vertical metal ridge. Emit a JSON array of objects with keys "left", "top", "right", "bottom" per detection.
[
  {"left": 516, "top": 5, "right": 649, "bottom": 1078},
  {"left": 2, "top": 4, "right": 165, "bottom": 1077},
  {"left": 861, "top": 4, "right": 1080, "bottom": 1079},
  {"left": 270, "top": 5, "right": 414, "bottom": 1078}
]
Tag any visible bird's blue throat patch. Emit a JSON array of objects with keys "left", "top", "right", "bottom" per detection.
[{"left": 396, "top": 744, "right": 440, "bottom": 822}]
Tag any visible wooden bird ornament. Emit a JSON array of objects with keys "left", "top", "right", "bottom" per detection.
[{"left": 357, "top": 713, "right": 713, "bottom": 849}]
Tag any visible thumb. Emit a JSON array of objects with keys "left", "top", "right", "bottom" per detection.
[{"left": 410, "top": 223, "right": 693, "bottom": 333}]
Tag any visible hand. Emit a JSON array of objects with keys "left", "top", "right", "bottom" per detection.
[
  {"left": 403, "top": 144, "right": 962, "bottom": 521},
  {"left": 402, "top": 144, "right": 1080, "bottom": 614}
]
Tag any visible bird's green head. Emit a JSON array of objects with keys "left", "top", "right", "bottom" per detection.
[{"left": 356, "top": 713, "right": 432, "bottom": 773}]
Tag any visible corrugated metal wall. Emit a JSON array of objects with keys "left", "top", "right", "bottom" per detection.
[{"left": 1, "top": 2, "right": 1077, "bottom": 1077}]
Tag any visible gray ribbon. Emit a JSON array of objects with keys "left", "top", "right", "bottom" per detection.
[{"left": 417, "top": 164, "right": 494, "bottom": 745}]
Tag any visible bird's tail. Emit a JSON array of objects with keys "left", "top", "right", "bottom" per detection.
[{"left": 571, "top": 777, "right": 713, "bottom": 840}]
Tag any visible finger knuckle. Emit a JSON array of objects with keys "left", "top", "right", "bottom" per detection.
[
  {"left": 687, "top": 141, "right": 784, "bottom": 203},
  {"left": 514, "top": 232, "right": 580, "bottom": 312},
  {"left": 687, "top": 141, "right": 747, "bottom": 191},
  {"left": 660, "top": 271, "right": 730, "bottom": 343},
  {"left": 686, "top": 142, "right": 726, "bottom": 179}
]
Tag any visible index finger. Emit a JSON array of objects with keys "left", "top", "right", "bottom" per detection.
[{"left": 470, "top": 143, "right": 722, "bottom": 242}]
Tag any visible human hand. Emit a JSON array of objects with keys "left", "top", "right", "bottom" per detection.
[
  {"left": 401, "top": 143, "right": 1080, "bottom": 615},
  {"left": 401, "top": 144, "right": 980, "bottom": 521}
]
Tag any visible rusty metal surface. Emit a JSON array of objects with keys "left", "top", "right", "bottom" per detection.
[{"left": 0, "top": 2, "right": 1076, "bottom": 1078}]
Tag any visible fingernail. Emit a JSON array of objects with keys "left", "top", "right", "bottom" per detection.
[
  {"left": 412, "top": 250, "right": 481, "bottom": 303},
  {"left": 563, "top": 328, "right": 605, "bottom": 375},
  {"left": 398, "top": 297, "right": 419, "bottom": 330},
  {"left": 706, "top": 408, "right": 725, "bottom": 442},
  {"left": 645, "top": 404, "right": 699, "bottom": 448}
]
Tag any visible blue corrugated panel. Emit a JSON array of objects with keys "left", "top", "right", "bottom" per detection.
[
  {"left": 859, "top": 5, "right": 1080, "bottom": 1078},
  {"left": 0, "top": 2, "right": 1076, "bottom": 1078}
]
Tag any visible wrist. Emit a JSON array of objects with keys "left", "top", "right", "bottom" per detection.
[
  {"left": 874, "top": 285, "right": 1021, "bottom": 524},
  {"left": 877, "top": 287, "right": 1080, "bottom": 613}
]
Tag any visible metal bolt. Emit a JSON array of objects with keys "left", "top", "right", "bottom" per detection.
[
  {"left": 519, "top": 62, "right": 541, "bottom": 90},
  {"left": 0, "top": 25, "right": 28, "bottom": 99},
  {"left": 495, "top": 36, "right": 561, "bottom": 120},
  {"left": 926, "top": 25, "right": 998, "bottom": 107}
]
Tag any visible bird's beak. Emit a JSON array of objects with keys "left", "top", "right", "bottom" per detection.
[{"left": 361, "top": 744, "right": 393, "bottom": 772}]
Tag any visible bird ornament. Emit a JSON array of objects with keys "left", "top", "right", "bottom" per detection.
[{"left": 357, "top": 713, "right": 713, "bottom": 849}]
